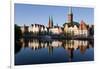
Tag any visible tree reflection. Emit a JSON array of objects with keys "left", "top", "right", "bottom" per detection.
[{"left": 15, "top": 40, "right": 22, "bottom": 54}]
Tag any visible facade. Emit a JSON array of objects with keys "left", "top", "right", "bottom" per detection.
[
  {"left": 64, "top": 24, "right": 79, "bottom": 36},
  {"left": 64, "top": 21, "right": 88, "bottom": 37},
  {"left": 49, "top": 26, "right": 63, "bottom": 35},
  {"left": 28, "top": 24, "right": 47, "bottom": 34},
  {"left": 79, "top": 20, "right": 88, "bottom": 37}
]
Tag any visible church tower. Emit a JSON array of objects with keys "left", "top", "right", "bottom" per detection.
[
  {"left": 48, "top": 16, "right": 53, "bottom": 28},
  {"left": 68, "top": 7, "right": 73, "bottom": 23},
  {"left": 51, "top": 16, "right": 53, "bottom": 27},
  {"left": 48, "top": 16, "right": 51, "bottom": 28}
]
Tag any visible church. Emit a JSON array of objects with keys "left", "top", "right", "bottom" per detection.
[
  {"left": 63, "top": 7, "right": 88, "bottom": 37},
  {"left": 48, "top": 16, "right": 63, "bottom": 35}
]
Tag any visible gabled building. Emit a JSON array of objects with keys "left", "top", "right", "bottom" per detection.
[
  {"left": 49, "top": 26, "right": 63, "bottom": 35},
  {"left": 28, "top": 24, "right": 47, "bottom": 34},
  {"left": 79, "top": 20, "right": 88, "bottom": 37}
]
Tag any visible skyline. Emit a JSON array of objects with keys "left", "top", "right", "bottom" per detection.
[{"left": 15, "top": 4, "right": 94, "bottom": 26}]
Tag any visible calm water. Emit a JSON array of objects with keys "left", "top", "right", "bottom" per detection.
[{"left": 15, "top": 39, "right": 94, "bottom": 65}]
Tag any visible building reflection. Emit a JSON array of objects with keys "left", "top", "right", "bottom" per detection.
[
  {"left": 63, "top": 40, "right": 93, "bottom": 61},
  {"left": 16, "top": 39, "right": 93, "bottom": 61}
]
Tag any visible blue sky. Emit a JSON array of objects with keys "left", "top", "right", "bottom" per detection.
[{"left": 15, "top": 3, "right": 94, "bottom": 26}]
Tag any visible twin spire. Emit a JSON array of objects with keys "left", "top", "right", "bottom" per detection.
[
  {"left": 48, "top": 16, "right": 53, "bottom": 28},
  {"left": 48, "top": 7, "right": 73, "bottom": 28}
]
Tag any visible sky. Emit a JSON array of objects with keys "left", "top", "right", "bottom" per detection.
[{"left": 15, "top": 3, "right": 94, "bottom": 26}]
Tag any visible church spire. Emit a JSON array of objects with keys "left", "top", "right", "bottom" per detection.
[
  {"left": 68, "top": 7, "right": 72, "bottom": 14},
  {"left": 68, "top": 7, "right": 73, "bottom": 23},
  {"left": 51, "top": 16, "right": 53, "bottom": 27},
  {"left": 48, "top": 16, "right": 53, "bottom": 28}
]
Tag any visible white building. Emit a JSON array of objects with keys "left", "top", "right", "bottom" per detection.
[
  {"left": 28, "top": 24, "right": 47, "bottom": 33},
  {"left": 64, "top": 21, "right": 88, "bottom": 37},
  {"left": 64, "top": 24, "right": 79, "bottom": 36},
  {"left": 49, "top": 26, "right": 63, "bottom": 35}
]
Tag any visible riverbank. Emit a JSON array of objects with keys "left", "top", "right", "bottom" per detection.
[{"left": 22, "top": 35, "right": 94, "bottom": 41}]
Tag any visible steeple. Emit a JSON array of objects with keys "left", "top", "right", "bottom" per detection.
[
  {"left": 68, "top": 7, "right": 73, "bottom": 23},
  {"left": 48, "top": 16, "right": 51, "bottom": 27},
  {"left": 48, "top": 16, "right": 53, "bottom": 28},
  {"left": 68, "top": 7, "right": 72, "bottom": 14},
  {"left": 51, "top": 16, "right": 53, "bottom": 27}
]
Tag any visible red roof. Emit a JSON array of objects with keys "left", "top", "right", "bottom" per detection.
[{"left": 79, "top": 20, "right": 87, "bottom": 30}]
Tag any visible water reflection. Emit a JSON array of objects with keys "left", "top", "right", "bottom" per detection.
[
  {"left": 15, "top": 40, "right": 22, "bottom": 54},
  {"left": 63, "top": 40, "right": 91, "bottom": 53},
  {"left": 63, "top": 40, "right": 93, "bottom": 61},
  {"left": 17, "top": 39, "right": 93, "bottom": 53},
  {"left": 15, "top": 39, "right": 94, "bottom": 65}
]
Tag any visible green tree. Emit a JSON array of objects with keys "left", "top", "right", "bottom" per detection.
[{"left": 15, "top": 24, "right": 22, "bottom": 40}]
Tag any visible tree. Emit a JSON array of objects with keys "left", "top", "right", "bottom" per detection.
[{"left": 15, "top": 24, "right": 22, "bottom": 40}]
